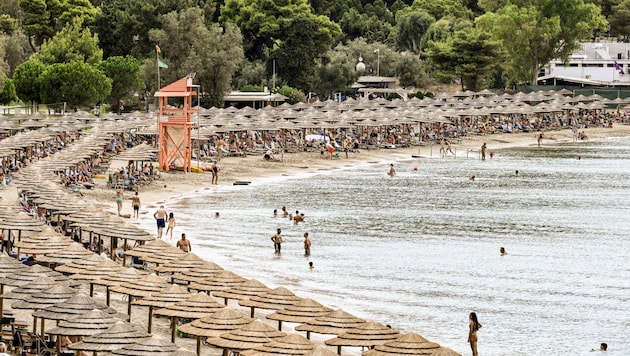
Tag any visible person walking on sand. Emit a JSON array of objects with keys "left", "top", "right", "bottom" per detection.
[
  {"left": 481, "top": 143, "right": 487, "bottom": 160},
  {"left": 176, "top": 233, "right": 191, "bottom": 252},
  {"left": 166, "top": 212, "right": 176, "bottom": 239},
  {"left": 271, "top": 228, "right": 282, "bottom": 253},
  {"left": 468, "top": 312, "right": 482, "bottom": 356},
  {"left": 115, "top": 187, "right": 123, "bottom": 215},
  {"left": 153, "top": 205, "right": 168, "bottom": 239},
  {"left": 304, "top": 232, "right": 311, "bottom": 256},
  {"left": 537, "top": 132, "right": 543, "bottom": 147},
  {"left": 131, "top": 192, "right": 140, "bottom": 219}
]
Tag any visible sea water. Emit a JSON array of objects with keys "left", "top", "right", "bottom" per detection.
[{"left": 139, "top": 137, "right": 630, "bottom": 355}]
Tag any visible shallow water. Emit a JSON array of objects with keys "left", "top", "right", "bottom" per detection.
[{"left": 140, "top": 136, "right": 630, "bottom": 355}]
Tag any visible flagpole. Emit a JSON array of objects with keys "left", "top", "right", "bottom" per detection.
[{"left": 157, "top": 49, "right": 161, "bottom": 90}]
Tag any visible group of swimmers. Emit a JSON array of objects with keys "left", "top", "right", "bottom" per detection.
[{"left": 271, "top": 207, "right": 313, "bottom": 266}]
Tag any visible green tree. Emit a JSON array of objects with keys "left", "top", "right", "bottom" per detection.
[
  {"left": 425, "top": 24, "right": 503, "bottom": 90},
  {"left": 35, "top": 20, "right": 103, "bottom": 65},
  {"left": 0, "top": 14, "right": 18, "bottom": 35},
  {"left": 608, "top": 0, "right": 630, "bottom": 40},
  {"left": 97, "top": 55, "right": 144, "bottom": 107},
  {"left": 409, "top": 0, "right": 473, "bottom": 21},
  {"left": 394, "top": 53, "right": 430, "bottom": 87},
  {"left": 270, "top": 15, "right": 341, "bottom": 91},
  {"left": 312, "top": 50, "right": 359, "bottom": 99},
  {"left": 0, "top": 78, "right": 17, "bottom": 103},
  {"left": 149, "top": 8, "right": 244, "bottom": 107},
  {"left": 3, "top": 31, "right": 34, "bottom": 76},
  {"left": 13, "top": 59, "right": 45, "bottom": 105},
  {"left": 392, "top": 9, "right": 435, "bottom": 53},
  {"left": 232, "top": 60, "right": 269, "bottom": 89},
  {"left": 220, "top": 0, "right": 327, "bottom": 60},
  {"left": 39, "top": 61, "right": 111, "bottom": 107},
  {"left": 477, "top": 0, "right": 607, "bottom": 84}
]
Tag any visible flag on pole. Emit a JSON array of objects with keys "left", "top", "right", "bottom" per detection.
[
  {"left": 155, "top": 45, "right": 161, "bottom": 54},
  {"left": 614, "top": 60, "right": 625, "bottom": 75},
  {"left": 157, "top": 59, "right": 168, "bottom": 68}
]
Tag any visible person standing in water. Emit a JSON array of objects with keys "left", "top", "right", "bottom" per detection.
[
  {"left": 481, "top": 143, "right": 487, "bottom": 160},
  {"left": 271, "top": 228, "right": 282, "bottom": 253},
  {"left": 387, "top": 164, "right": 396, "bottom": 177},
  {"left": 468, "top": 312, "right": 482, "bottom": 356},
  {"left": 115, "top": 187, "right": 123, "bottom": 215},
  {"left": 303, "top": 232, "right": 311, "bottom": 256}
]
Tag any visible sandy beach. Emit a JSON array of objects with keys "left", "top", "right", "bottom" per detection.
[{"left": 2, "top": 124, "right": 630, "bottom": 355}]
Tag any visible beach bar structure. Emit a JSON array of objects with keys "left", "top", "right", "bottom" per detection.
[{"left": 154, "top": 76, "right": 198, "bottom": 172}]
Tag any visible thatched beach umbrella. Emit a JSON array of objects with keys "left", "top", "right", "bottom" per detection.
[
  {"left": 188, "top": 270, "right": 247, "bottom": 294},
  {"left": 70, "top": 258, "right": 124, "bottom": 296},
  {"left": 238, "top": 286, "right": 303, "bottom": 318},
  {"left": 132, "top": 284, "right": 193, "bottom": 333},
  {"left": 171, "top": 262, "right": 224, "bottom": 284},
  {"left": 0, "top": 264, "right": 79, "bottom": 287},
  {"left": 0, "top": 212, "right": 46, "bottom": 244},
  {"left": 47, "top": 308, "right": 124, "bottom": 354},
  {"left": 110, "top": 273, "right": 169, "bottom": 319},
  {"left": 178, "top": 308, "right": 253, "bottom": 355},
  {"left": 14, "top": 234, "right": 73, "bottom": 256},
  {"left": 55, "top": 253, "right": 106, "bottom": 274},
  {"left": 362, "top": 332, "right": 461, "bottom": 356},
  {"left": 38, "top": 242, "right": 96, "bottom": 264},
  {"left": 213, "top": 279, "right": 271, "bottom": 305},
  {"left": 0, "top": 254, "right": 24, "bottom": 319},
  {"left": 68, "top": 320, "right": 150, "bottom": 355},
  {"left": 0, "top": 274, "right": 73, "bottom": 301},
  {"left": 111, "top": 335, "right": 178, "bottom": 355},
  {"left": 92, "top": 267, "right": 149, "bottom": 306},
  {"left": 266, "top": 298, "right": 333, "bottom": 331},
  {"left": 153, "top": 292, "right": 225, "bottom": 343},
  {"left": 325, "top": 321, "right": 400, "bottom": 355},
  {"left": 124, "top": 239, "right": 172, "bottom": 258},
  {"left": 206, "top": 319, "right": 287, "bottom": 355},
  {"left": 11, "top": 283, "right": 78, "bottom": 310},
  {"left": 140, "top": 245, "right": 186, "bottom": 265},
  {"left": 153, "top": 252, "right": 208, "bottom": 275},
  {"left": 295, "top": 309, "right": 366, "bottom": 339},
  {"left": 240, "top": 333, "right": 316, "bottom": 356},
  {"left": 311, "top": 345, "right": 339, "bottom": 356}
]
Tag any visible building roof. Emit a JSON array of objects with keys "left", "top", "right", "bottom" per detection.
[
  {"left": 223, "top": 92, "right": 288, "bottom": 102},
  {"left": 356, "top": 76, "right": 397, "bottom": 84},
  {"left": 536, "top": 74, "right": 630, "bottom": 87}
]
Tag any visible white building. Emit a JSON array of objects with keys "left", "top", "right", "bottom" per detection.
[{"left": 538, "top": 42, "right": 630, "bottom": 86}]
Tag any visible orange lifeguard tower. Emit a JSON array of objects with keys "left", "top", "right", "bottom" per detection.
[{"left": 154, "top": 76, "right": 198, "bottom": 172}]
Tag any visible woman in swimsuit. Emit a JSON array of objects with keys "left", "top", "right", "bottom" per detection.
[
  {"left": 468, "top": 312, "right": 482, "bottom": 356},
  {"left": 115, "top": 188, "right": 123, "bottom": 215},
  {"left": 166, "top": 212, "right": 175, "bottom": 239}
]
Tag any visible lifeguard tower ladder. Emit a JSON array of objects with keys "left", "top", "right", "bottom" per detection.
[{"left": 155, "top": 76, "right": 198, "bottom": 172}]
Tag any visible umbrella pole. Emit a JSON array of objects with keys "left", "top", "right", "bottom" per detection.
[
  {"left": 90, "top": 283, "right": 94, "bottom": 297},
  {"left": 148, "top": 305, "right": 153, "bottom": 333},
  {"left": 123, "top": 238, "right": 127, "bottom": 266},
  {"left": 127, "top": 295, "right": 132, "bottom": 321},
  {"left": 306, "top": 330, "right": 311, "bottom": 339},
  {"left": 196, "top": 336, "right": 201, "bottom": 356},
  {"left": 106, "top": 287, "right": 110, "bottom": 306},
  {"left": 0, "top": 285, "right": 3, "bottom": 320},
  {"left": 278, "top": 320, "right": 282, "bottom": 331},
  {"left": 249, "top": 307, "right": 254, "bottom": 318},
  {"left": 57, "top": 336, "right": 61, "bottom": 355},
  {"left": 337, "top": 345, "right": 341, "bottom": 355},
  {"left": 171, "top": 316, "right": 176, "bottom": 343},
  {"left": 33, "top": 315, "right": 37, "bottom": 334}
]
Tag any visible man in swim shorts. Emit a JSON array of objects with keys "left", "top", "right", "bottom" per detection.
[
  {"left": 176, "top": 233, "right": 191, "bottom": 252},
  {"left": 131, "top": 192, "right": 140, "bottom": 219},
  {"left": 153, "top": 205, "right": 168, "bottom": 239}
]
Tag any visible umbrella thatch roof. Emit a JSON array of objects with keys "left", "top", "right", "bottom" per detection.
[
  {"left": 213, "top": 279, "right": 271, "bottom": 304},
  {"left": 124, "top": 239, "right": 172, "bottom": 258},
  {"left": 0, "top": 254, "right": 25, "bottom": 278},
  {"left": 310, "top": 346, "right": 338, "bottom": 356},
  {"left": 153, "top": 253, "right": 208, "bottom": 273},
  {"left": 140, "top": 246, "right": 187, "bottom": 265},
  {"left": 188, "top": 270, "right": 247, "bottom": 293},
  {"left": 47, "top": 308, "right": 124, "bottom": 336},
  {"left": 178, "top": 308, "right": 253, "bottom": 338},
  {"left": 32, "top": 293, "right": 122, "bottom": 321},
  {"left": 238, "top": 287, "right": 303, "bottom": 315},
  {"left": 240, "top": 333, "right": 316, "bottom": 356},
  {"left": 14, "top": 233, "right": 73, "bottom": 254},
  {"left": 362, "top": 332, "right": 461, "bottom": 356},
  {"left": 110, "top": 273, "right": 169, "bottom": 298},
  {"left": 111, "top": 335, "right": 178, "bottom": 355},
  {"left": 11, "top": 283, "right": 78, "bottom": 310},
  {"left": 93, "top": 266, "right": 149, "bottom": 287},
  {"left": 0, "top": 264, "right": 80, "bottom": 287},
  {"left": 171, "top": 262, "right": 224, "bottom": 284},
  {"left": 206, "top": 319, "right": 286, "bottom": 350},
  {"left": 267, "top": 298, "right": 333, "bottom": 324},
  {"left": 55, "top": 253, "right": 108, "bottom": 274},
  {"left": 69, "top": 258, "right": 124, "bottom": 281},
  {"left": 38, "top": 242, "right": 97, "bottom": 264},
  {"left": 131, "top": 284, "right": 193, "bottom": 308},
  {"left": 153, "top": 292, "right": 225, "bottom": 319},
  {"left": 0, "top": 212, "right": 46, "bottom": 231},
  {"left": 324, "top": 321, "right": 400, "bottom": 348},
  {"left": 294, "top": 309, "right": 366, "bottom": 337},
  {"left": 1, "top": 274, "right": 74, "bottom": 300},
  {"left": 68, "top": 320, "right": 150, "bottom": 352}
]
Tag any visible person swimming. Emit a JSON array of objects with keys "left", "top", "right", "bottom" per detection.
[
  {"left": 500, "top": 247, "right": 507, "bottom": 256},
  {"left": 387, "top": 164, "right": 396, "bottom": 177}
]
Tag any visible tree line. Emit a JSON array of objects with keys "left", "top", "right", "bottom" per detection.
[{"left": 0, "top": 0, "right": 613, "bottom": 109}]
